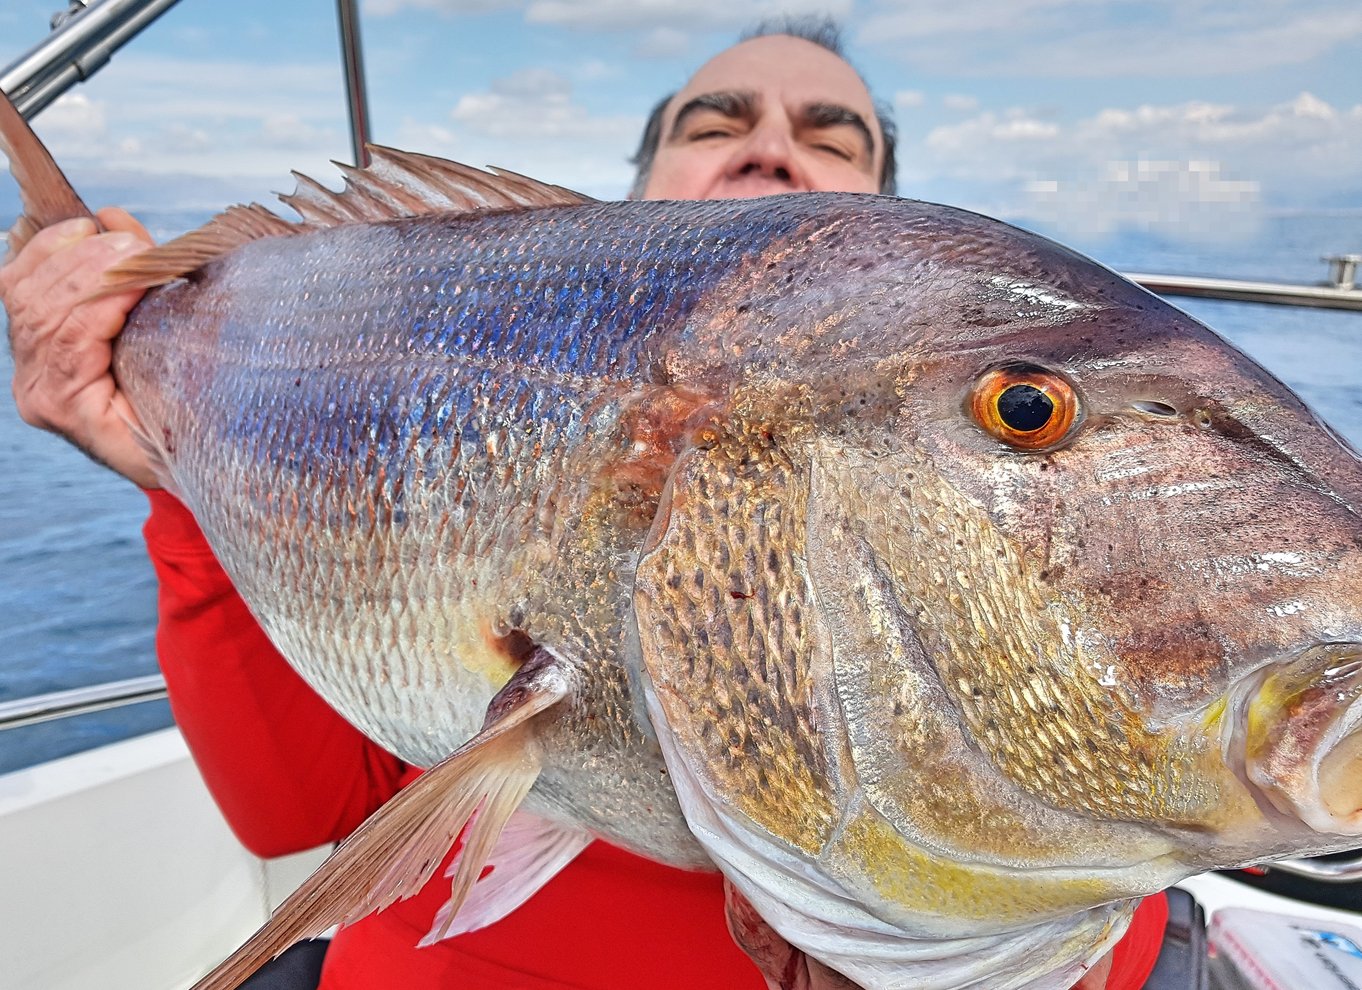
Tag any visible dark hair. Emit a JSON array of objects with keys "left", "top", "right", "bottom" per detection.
[{"left": 628, "top": 16, "right": 898, "bottom": 197}]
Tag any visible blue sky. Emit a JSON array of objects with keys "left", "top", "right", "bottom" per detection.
[{"left": 1, "top": 0, "right": 1359, "bottom": 237}]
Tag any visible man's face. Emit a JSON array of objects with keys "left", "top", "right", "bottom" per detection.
[{"left": 640, "top": 35, "right": 884, "bottom": 201}]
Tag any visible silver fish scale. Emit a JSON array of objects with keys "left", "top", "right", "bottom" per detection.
[{"left": 111, "top": 198, "right": 824, "bottom": 859}]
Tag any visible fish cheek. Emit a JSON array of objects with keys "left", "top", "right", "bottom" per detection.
[
  {"left": 815, "top": 436, "right": 1247, "bottom": 834},
  {"left": 803, "top": 446, "right": 1194, "bottom": 891},
  {"left": 634, "top": 422, "right": 847, "bottom": 858}
]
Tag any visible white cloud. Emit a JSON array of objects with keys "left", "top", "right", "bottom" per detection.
[
  {"left": 392, "top": 116, "right": 636, "bottom": 198},
  {"left": 379, "top": 66, "right": 645, "bottom": 197},
  {"left": 916, "top": 92, "right": 1362, "bottom": 229},
  {"left": 894, "top": 90, "right": 926, "bottom": 109},
  {"left": 160, "top": 123, "right": 215, "bottom": 154},
  {"left": 576, "top": 59, "right": 616, "bottom": 81},
  {"left": 861, "top": 0, "right": 1084, "bottom": 42},
  {"left": 925, "top": 93, "right": 1362, "bottom": 182},
  {"left": 529, "top": 0, "right": 851, "bottom": 32},
  {"left": 259, "top": 114, "right": 338, "bottom": 150},
  {"left": 31, "top": 93, "right": 108, "bottom": 149},
  {"left": 449, "top": 68, "right": 642, "bottom": 142},
  {"left": 366, "top": 0, "right": 852, "bottom": 35},
  {"left": 633, "top": 26, "right": 692, "bottom": 58},
  {"left": 859, "top": 0, "right": 1362, "bottom": 78},
  {"left": 942, "top": 93, "right": 980, "bottom": 112},
  {"left": 14, "top": 55, "right": 349, "bottom": 202},
  {"left": 1025, "top": 160, "right": 1261, "bottom": 241},
  {"left": 363, "top": 0, "right": 519, "bottom": 14}
]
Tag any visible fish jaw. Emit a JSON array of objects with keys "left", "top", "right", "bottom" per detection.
[
  {"left": 659, "top": 732, "right": 1133, "bottom": 990},
  {"left": 1224, "top": 642, "right": 1362, "bottom": 835}
]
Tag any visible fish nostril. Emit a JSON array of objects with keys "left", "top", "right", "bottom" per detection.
[{"left": 1130, "top": 400, "right": 1180, "bottom": 419}]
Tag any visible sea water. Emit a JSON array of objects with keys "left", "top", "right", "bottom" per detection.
[{"left": 0, "top": 209, "right": 1358, "bottom": 773}]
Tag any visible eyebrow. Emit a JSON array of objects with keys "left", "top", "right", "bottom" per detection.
[
  {"left": 802, "top": 101, "right": 876, "bottom": 160},
  {"left": 667, "top": 90, "right": 759, "bottom": 139},
  {"left": 667, "top": 89, "right": 877, "bottom": 160}
]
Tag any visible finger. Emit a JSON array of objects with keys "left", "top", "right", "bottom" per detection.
[
  {"left": 0, "top": 215, "right": 98, "bottom": 288},
  {"left": 14, "top": 231, "right": 149, "bottom": 339},
  {"left": 95, "top": 207, "right": 154, "bottom": 246}
]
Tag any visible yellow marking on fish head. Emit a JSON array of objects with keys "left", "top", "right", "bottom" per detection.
[{"left": 824, "top": 800, "right": 1138, "bottom": 931}]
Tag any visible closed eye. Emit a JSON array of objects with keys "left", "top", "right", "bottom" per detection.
[{"left": 813, "top": 142, "right": 854, "bottom": 161}]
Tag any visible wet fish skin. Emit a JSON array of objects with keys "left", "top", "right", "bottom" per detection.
[
  {"left": 6, "top": 87, "right": 1362, "bottom": 987},
  {"left": 113, "top": 199, "right": 825, "bottom": 864},
  {"left": 628, "top": 204, "right": 1362, "bottom": 982}
]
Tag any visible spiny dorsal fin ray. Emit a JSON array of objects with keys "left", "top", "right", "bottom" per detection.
[
  {"left": 188, "top": 647, "right": 573, "bottom": 990},
  {"left": 0, "top": 91, "right": 98, "bottom": 256},
  {"left": 104, "top": 144, "right": 593, "bottom": 294},
  {"left": 356, "top": 145, "right": 592, "bottom": 214}
]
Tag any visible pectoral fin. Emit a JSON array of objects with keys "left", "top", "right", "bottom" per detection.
[
  {"left": 420, "top": 809, "right": 592, "bottom": 946},
  {"left": 189, "top": 646, "right": 573, "bottom": 990}
]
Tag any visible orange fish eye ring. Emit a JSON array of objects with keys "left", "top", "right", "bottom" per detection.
[{"left": 969, "top": 365, "right": 1079, "bottom": 450}]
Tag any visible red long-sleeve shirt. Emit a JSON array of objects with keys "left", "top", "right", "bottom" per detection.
[{"left": 142, "top": 488, "right": 1165, "bottom": 989}]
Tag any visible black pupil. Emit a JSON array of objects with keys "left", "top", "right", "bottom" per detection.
[{"left": 997, "top": 384, "right": 1054, "bottom": 433}]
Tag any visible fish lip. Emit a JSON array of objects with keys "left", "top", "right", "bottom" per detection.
[{"left": 1226, "top": 642, "right": 1362, "bottom": 834}]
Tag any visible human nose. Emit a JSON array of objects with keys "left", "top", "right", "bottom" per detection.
[{"left": 723, "top": 120, "right": 807, "bottom": 189}]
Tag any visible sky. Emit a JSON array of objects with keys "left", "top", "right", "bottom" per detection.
[{"left": 0, "top": 0, "right": 1359, "bottom": 239}]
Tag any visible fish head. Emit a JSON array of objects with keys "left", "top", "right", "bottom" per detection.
[
  {"left": 636, "top": 196, "right": 1362, "bottom": 984},
  {"left": 844, "top": 216, "right": 1362, "bottom": 857}
]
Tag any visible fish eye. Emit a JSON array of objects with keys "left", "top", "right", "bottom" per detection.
[{"left": 969, "top": 365, "right": 1079, "bottom": 450}]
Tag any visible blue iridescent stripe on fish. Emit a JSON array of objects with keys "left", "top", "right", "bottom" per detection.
[
  {"left": 196, "top": 197, "right": 813, "bottom": 494},
  {"left": 391, "top": 199, "right": 802, "bottom": 378}
]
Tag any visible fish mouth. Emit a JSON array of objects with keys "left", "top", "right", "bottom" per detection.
[{"left": 1228, "top": 643, "right": 1362, "bottom": 834}]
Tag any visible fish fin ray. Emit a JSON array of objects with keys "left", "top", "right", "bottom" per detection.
[
  {"left": 420, "top": 810, "right": 591, "bottom": 945},
  {"left": 274, "top": 146, "right": 593, "bottom": 228},
  {"left": 187, "top": 647, "right": 572, "bottom": 990},
  {"left": 101, "top": 204, "right": 298, "bottom": 293},
  {"left": 0, "top": 92, "right": 97, "bottom": 255}
]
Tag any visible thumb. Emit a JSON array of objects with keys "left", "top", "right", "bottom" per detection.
[{"left": 95, "top": 206, "right": 155, "bottom": 247}]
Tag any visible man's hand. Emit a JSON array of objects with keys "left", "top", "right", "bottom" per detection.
[{"left": 2, "top": 206, "right": 159, "bottom": 487}]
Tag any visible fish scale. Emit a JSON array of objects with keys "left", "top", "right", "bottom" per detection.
[
  {"left": 112, "top": 197, "right": 825, "bottom": 860},
  {"left": 7, "top": 93, "right": 1362, "bottom": 986}
]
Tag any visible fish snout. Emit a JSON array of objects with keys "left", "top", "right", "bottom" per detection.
[{"left": 1231, "top": 643, "right": 1362, "bottom": 834}]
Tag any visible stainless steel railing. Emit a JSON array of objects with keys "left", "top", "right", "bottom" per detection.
[
  {"left": 0, "top": 0, "right": 184, "bottom": 119},
  {"left": 1130, "top": 267, "right": 1362, "bottom": 312},
  {"left": 0, "top": 674, "right": 167, "bottom": 731}
]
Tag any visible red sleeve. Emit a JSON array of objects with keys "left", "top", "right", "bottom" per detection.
[
  {"left": 1105, "top": 894, "right": 1169, "bottom": 990},
  {"left": 143, "top": 488, "right": 408, "bottom": 857}
]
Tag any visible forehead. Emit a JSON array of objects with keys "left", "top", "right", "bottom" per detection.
[{"left": 667, "top": 35, "right": 879, "bottom": 136}]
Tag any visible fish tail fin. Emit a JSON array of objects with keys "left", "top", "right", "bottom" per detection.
[
  {"left": 188, "top": 646, "right": 573, "bottom": 990},
  {"left": 0, "top": 91, "right": 98, "bottom": 255}
]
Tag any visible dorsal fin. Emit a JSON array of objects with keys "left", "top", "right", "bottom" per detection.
[
  {"left": 102, "top": 203, "right": 298, "bottom": 292},
  {"left": 283, "top": 145, "right": 593, "bottom": 218},
  {"left": 104, "top": 145, "right": 593, "bottom": 293}
]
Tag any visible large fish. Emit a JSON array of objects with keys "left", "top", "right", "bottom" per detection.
[{"left": 5, "top": 93, "right": 1362, "bottom": 990}]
